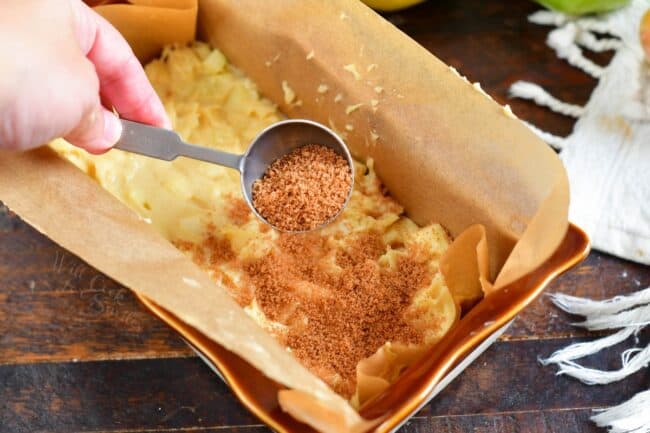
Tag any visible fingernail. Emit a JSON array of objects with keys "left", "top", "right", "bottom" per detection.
[{"left": 103, "top": 110, "right": 123, "bottom": 147}]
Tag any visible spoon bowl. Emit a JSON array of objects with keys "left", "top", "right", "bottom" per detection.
[{"left": 240, "top": 119, "right": 354, "bottom": 232}]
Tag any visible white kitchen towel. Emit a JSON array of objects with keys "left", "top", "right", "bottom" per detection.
[
  {"left": 507, "top": 2, "right": 650, "bottom": 432},
  {"left": 509, "top": 0, "right": 650, "bottom": 265}
]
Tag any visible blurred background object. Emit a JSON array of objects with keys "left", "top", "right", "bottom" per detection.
[
  {"left": 361, "top": 0, "right": 630, "bottom": 14},
  {"left": 533, "top": 0, "right": 630, "bottom": 14},
  {"left": 641, "top": 9, "right": 650, "bottom": 57},
  {"left": 360, "top": 0, "right": 425, "bottom": 12}
]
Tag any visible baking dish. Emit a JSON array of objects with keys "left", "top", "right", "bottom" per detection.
[{"left": 135, "top": 223, "right": 589, "bottom": 433}]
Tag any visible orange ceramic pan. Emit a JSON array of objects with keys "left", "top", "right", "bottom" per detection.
[{"left": 135, "top": 223, "right": 590, "bottom": 433}]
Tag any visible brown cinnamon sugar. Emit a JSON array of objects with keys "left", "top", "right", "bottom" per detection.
[
  {"left": 173, "top": 228, "right": 248, "bottom": 303},
  {"left": 252, "top": 144, "right": 352, "bottom": 231},
  {"left": 174, "top": 239, "right": 207, "bottom": 266},
  {"left": 227, "top": 196, "right": 251, "bottom": 225},
  {"left": 177, "top": 226, "right": 432, "bottom": 397},
  {"left": 244, "top": 231, "right": 430, "bottom": 397},
  {"left": 205, "top": 234, "right": 236, "bottom": 265},
  {"left": 174, "top": 187, "right": 442, "bottom": 398},
  {"left": 174, "top": 223, "right": 235, "bottom": 265}
]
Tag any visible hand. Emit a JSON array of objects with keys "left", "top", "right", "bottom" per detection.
[{"left": 0, "top": 0, "right": 170, "bottom": 154}]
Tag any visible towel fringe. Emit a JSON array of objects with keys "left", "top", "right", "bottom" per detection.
[
  {"left": 591, "top": 390, "right": 650, "bottom": 433},
  {"left": 549, "top": 287, "right": 650, "bottom": 317},
  {"left": 553, "top": 343, "right": 650, "bottom": 385},
  {"left": 540, "top": 326, "right": 640, "bottom": 364},
  {"left": 548, "top": 23, "right": 605, "bottom": 78},
  {"left": 543, "top": 288, "right": 650, "bottom": 431},
  {"left": 508, "top": 9, "right": 621, "bottom": 148},
  {"left": 510, "top": 81, "right": 585, "bottom": 118},
  {"left": 528, "top": 10, "right": 568, "bottom": 26},
  {"left": 572, "top": 304, "right": 650, "bottom": 331},
  {"left": 576, "top": 31, "right": 623, "bottom": 52},
  {"left": 521, "top": 120, "right": 567, "bottom": 150}
]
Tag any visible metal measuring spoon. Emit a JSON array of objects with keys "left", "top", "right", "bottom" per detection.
[{"left": 114, "top": 118, "right": 354, "bottom": 232}]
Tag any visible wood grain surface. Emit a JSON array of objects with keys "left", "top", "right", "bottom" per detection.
[{"left": 1, "top": 1, "right": 648, "bottom": 432}]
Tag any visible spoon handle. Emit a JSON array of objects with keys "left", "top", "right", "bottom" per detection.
[{"left": 115, "top": 119, "right": 243, "bottom": 171}]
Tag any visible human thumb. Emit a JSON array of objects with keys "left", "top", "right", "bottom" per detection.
[{"left": 64, "top": 104, "right": 122, "bottom": 154}]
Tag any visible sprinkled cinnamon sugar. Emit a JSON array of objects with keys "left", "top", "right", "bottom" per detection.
[
  {"left": 176, "top": 226, "right": 432, "bottom": 397},
  {"left": 252, "top": 144, "right": 352, "bottom": 231},
  {"left": 169, "top": 152, "right": 450, "bottom": 399},
  {"left": 205, "top": 234, "right": 236, "bottom": 265},
  {"left": 227, "top": 196, "right": 252, "bottom": 225},
  {"left": 173, "top": 228, "right": 248, "bottom": 303},
  {"left": 174, "top": 239, "right": 207, "bottom": 266},
  {"left": 244, "top": 231, "right": 430, "bottom": 397}
]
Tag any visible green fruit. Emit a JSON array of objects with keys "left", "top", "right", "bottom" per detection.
[
  {"left": 361, "top": 0, "right": 425, "bottom": 12},
  {"left": 534, "top": 0, "right": 630, "bottom": 15}
]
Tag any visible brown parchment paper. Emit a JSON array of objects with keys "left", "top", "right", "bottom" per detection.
[
  {"left": 0, "top": 1, "right": 569, "bottom": 432},
  {"left": 94, "top": 0, "right": 197, "bottom": 62}
]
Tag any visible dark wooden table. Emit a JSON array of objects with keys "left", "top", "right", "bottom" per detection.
[{"left": 1, "top": 1, "right": 649, "bottom": 432}]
